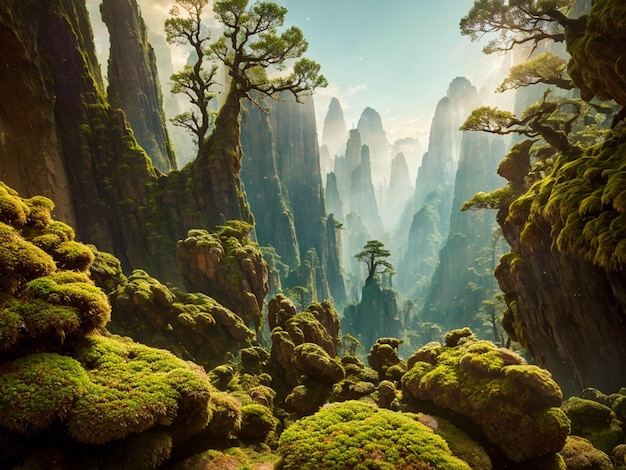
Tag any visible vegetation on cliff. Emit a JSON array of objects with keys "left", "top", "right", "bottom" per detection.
[{"left": 461, "top": 0, "right": 626, "bottom": 395}]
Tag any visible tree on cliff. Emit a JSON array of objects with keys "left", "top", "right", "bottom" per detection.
[
  {"left": 355, "top": 240, "right": 394, "bottom": 283},
  {"left": 165, "top": 0, "right": 327, "bottom": 163},
  {"left": 165, "top": 0, "right": 218, "bottom": 157},
  {"left": 462, "top": 0, "right": 626, "bottom": 120},
  {"left": 460, "top": 0, "right": 577, "bottom": 55}
]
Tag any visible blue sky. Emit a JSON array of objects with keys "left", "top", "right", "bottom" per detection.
[{"left": 275, "top": 0, "right": 503, "bottom": 143}]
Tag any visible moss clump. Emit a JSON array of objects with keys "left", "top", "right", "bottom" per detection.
[
  {"left": 0, "top": 223, "right": 56, "bottom": 295},
  {"left": 0, "top": 353, "right": 88, "bottom": 433},
  {"left": 68, "top": 335, "right": 214, "bottom": 445},
  {"left": 559, "top": 436, "right": 613, "bottom": 470},
  {"left": 277, "top": 401, "right": 471, "bottom": 469},
  {"left": 238, "top": 403, "right": 279, "bottom": 442},
  {"left": 509, "top": 127, "right": 626, "bottom": 270},
  {"left": 561, "top": 396, "right": 624, "bottom": 455},
  {"left": 402, "top": 334, "right": 570, "bottom": 462}
]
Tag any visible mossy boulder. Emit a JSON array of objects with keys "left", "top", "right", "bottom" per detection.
[
  {"left": 303, "top": 300, "right": 340, "bottom": 343},
  {"left": 291, "top": 343, "right": 344, "bottom": 383},
  {"left": 330, "top": 378, "right": 376, "bottom": 402},
  {"left": 367, "top": 337, "right": 407, "bottom": 382},
  {"left": 277, "top": 400, "right": 472, "bottom": 469},
  {"left": 559, "top": 436, "right": 613, "bottom": 470},
  {"left": 0, "top": 186, "right": 111, "bottom": 355},
  {"left": 238, "top": 403, "right": 279, "bottom": 442},
  {"left": 284, "top": 380, "right": 333, "bottom": 416},
  {"left": 267, "top": 294, "right": 297, "bottom": 331},
  {"left": 0, "top": 334, "right": 228, "bottom": 450},
  {"left": 401, "top": 334, "right": 570, "bottom": 462},
  {"left": 109, "top": 269, "right": 253, "bottom": 369},
  {"left": 176, "top": 221, "right": 268, "bottom": 328},
  {"left": 284, "top": 312, "right": 337, "bottom": 357},
  {"left": 561, "top": 396, "right": 624, "bottom": 454},
  {"left": 614, "top": 444, "right": 626, "bottom": 469}
]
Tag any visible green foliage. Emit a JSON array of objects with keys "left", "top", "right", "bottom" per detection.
[
  {"left": 460, "top": 0, "right": 575, "bottom": 54},
  {"left": 277, "top": 400, "right": 471, "bottom": 469},
  {"left": 354, "top": 240, "right": 394, "bottom": 282},
  {"left": 497, "top": 52, "right": 571, "bottom": 92},
  {"left": 165, "top": 0, "right": 218, "bottom": 153},
  {"left": 211, "top": 0, "right": 327, "bottom": 101},
  {"left": 462, "top": 185, "right": 515, "bottom": 211}
]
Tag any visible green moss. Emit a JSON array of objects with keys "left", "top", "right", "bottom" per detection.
[
  {"left": 0, "top": 191, "right": 29, "bottom": 228},
  {"left": 238, "top": 403, "right": 279, "bottom": 442},
  {"left": 0, "top": 353, "right": 88, "bottom": 433},
  {"left": 23, "top": 275, "right": 110, "bottom": 332},
  {"left": 0, "top": 223, "right": 57, "bottom": 295},
  {"left": 277, "top": 401, "right": 471, "bottom": 469},
  {"left": 510, "top": 128, "right": 626, "bottom": 270},
  {"left": 67, "top": 335, "right": 213, "bottom": 445},
  {"left": 53, "top": 240, "right": 95, "bottom": 271},
  {"left": 402, "top": 335, "right": 570, "bottom": 462}
]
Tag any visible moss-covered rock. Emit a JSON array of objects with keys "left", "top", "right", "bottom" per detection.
[
  {"left": 176, "top": 221, "right": 268, "bottom": 329},
  {"left": 109, "top": 269, "right": 253, "bottom": 369},
  {"left": 290, "top": 342, "right": 344, "bottom": 383},
  {"left": 561, "top": 396, "right": 624, "bottom": 454},
  {"left": 559, "top": 435, "right": 613, "bottom": 470},
  {"left": 330, "top": 378, "right": 376, "bottom": 402},
  {"left": 284, "top": 380, "right": 333, "bottom": 416},
  {"left": 614, "top": 444, "right": 626, "bottom": 469},
  {"left": 277, "top": 400, "right": 472, "bottom": 469},
  {"left": 367, "top": 337, "right": 407, "bottom": 382},
  {"left": 401, "top": 334, "right": 570, "bottom": 462},
  {"left": 238, "top": 403, "right": 279, "bottom": 442}
]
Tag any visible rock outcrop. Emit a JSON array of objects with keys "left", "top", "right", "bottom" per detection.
[
  {"left": 101, "top": 0, "right": 175, "bottom": 173},
  {"left": 176, "top": 221, "right": 268, "bottom": 330},
  {"left": 402, "top": 329, "right": 570, "bottom": 462},
  {"left": 495, "top": 126, "right": 626, "bottom": 395},
  {"left": 0, "top": 182, "right": 241, "bottom": 468}
]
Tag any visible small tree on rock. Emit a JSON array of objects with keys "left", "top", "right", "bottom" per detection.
[{"left": 355, "top": 240, "right": 394, "bottom": 283}]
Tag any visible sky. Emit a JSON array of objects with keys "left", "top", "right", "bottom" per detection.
[
  {"left": 273, "top": 0, "right": 505, "bottom": 144},
  {"left": 89, "top": 0, "right": 507, "bottom": 146}
]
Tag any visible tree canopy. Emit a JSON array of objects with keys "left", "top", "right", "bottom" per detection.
[
  {"left": 164, "top": 0, "right": 327, "bottom": 161},
  {"left": 460, "top": 0, "right": 577, "bottom": 54},
  {"left": 211, "top": 0, "right": 327, "bottom": 104},
  {"left": 355, "top": 240, "right": 394, "bottom": 282},
  {"left": 165, "top": 0, "right": 218, "bottom": 155}
]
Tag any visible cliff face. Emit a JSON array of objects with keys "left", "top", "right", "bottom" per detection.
[
  {"left": 422, "top": 133, "right": 505, "bottom": 329},
  {"left": 320, "top": 97, "right": 347, "bottom": 175},
  {"left": 0, "top": 0, "right": 251, "bottom": 289},
  {"left": 101, "top": 0, "right": 175, "bottom": 173},
  {"left": 495, "top": 127, "right": 626, "bottom": 395},
  {"left": 383, "top": 152, "right": 413, "bottom": 230},
  {"left": 241, "top": 93, "right": 345, "bottom": 304},
  {"left": 240, "top": 100, "right": 300, "bottom": 269},
  {"left": 269, "top": 94, "right": 328, "bottom": 265}
]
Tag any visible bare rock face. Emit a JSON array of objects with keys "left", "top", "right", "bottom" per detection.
[
  {"left": 402, "top": 334, "right": 570, "bottom": 462},
  {"left": 101, "top": 0, "right": 175, "bottom": 173},
  {"left": 176, "top": 222, "right": 268, "bottom": 329}
]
